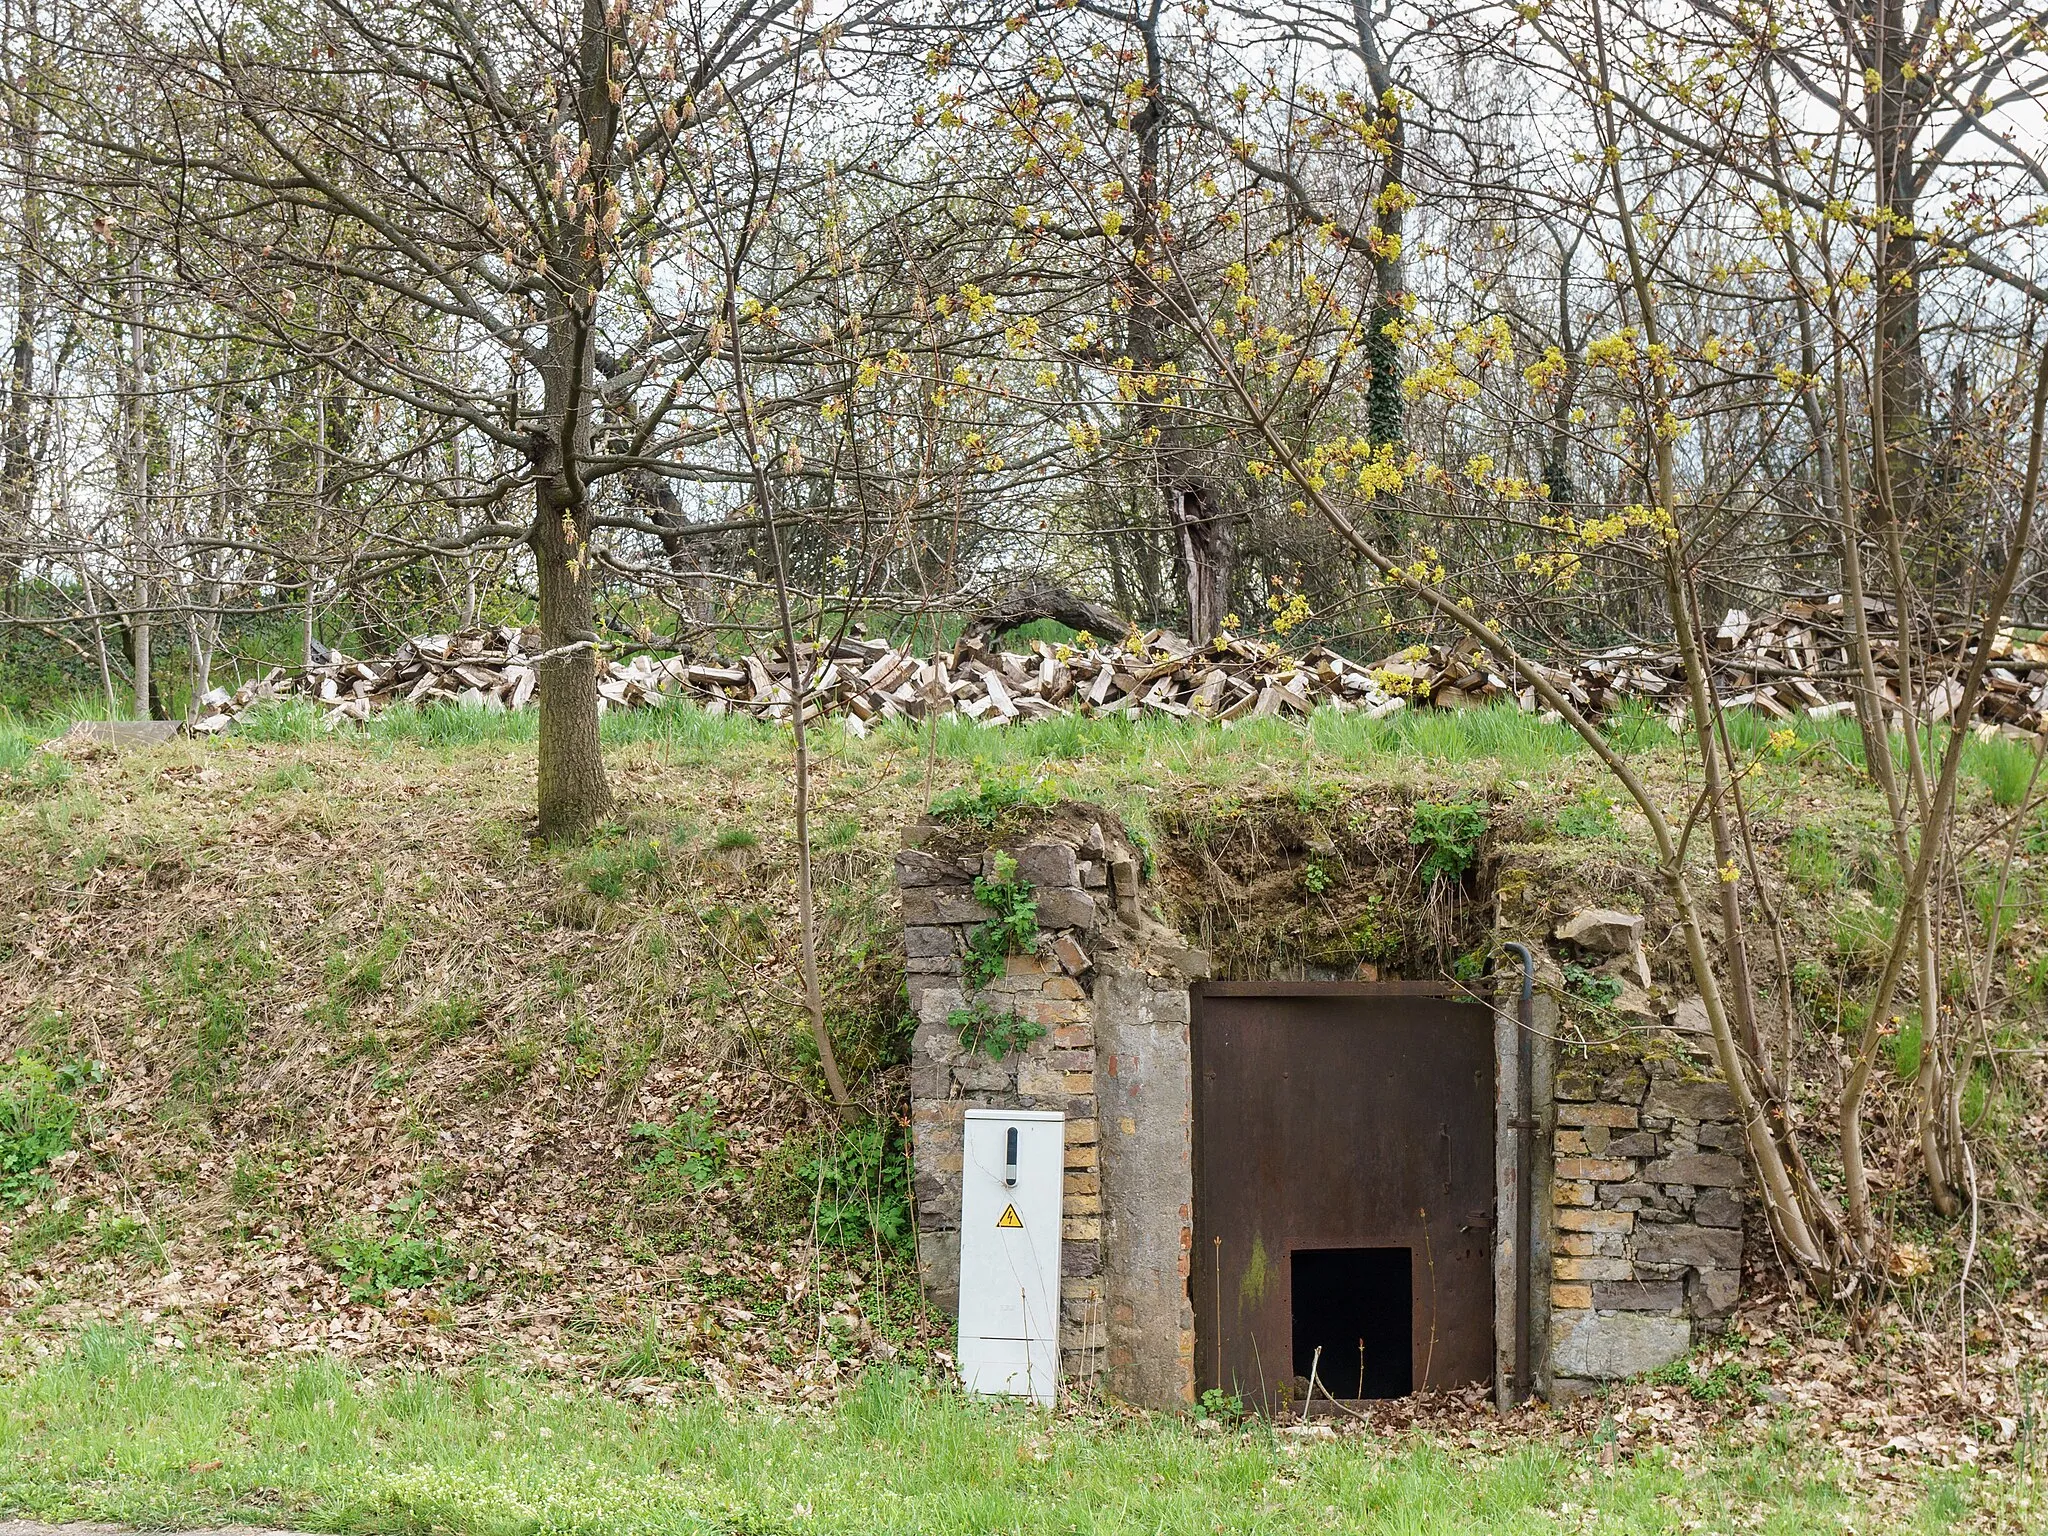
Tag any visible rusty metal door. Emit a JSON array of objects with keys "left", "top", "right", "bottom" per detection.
[{"left": 1192, "top": 982, "right": 1494, "bottom": 1407}]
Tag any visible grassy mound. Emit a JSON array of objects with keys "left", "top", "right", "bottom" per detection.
[{"left": 0, "top": 700, "right": 2040, "bottom": 1412}]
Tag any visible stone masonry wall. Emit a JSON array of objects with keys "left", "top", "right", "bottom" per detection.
[
  {"left": 900, "top": 806, "right": 1204, "bottom": 1402},
  {"left": 905, "top": 816, "right": 1754, "bottom": 1407},
  {"left": 1537, "top": 915, "right": 1747, "bottom": 1394}
]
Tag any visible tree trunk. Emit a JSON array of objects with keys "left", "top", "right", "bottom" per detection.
[
  {"left": 0, "top": 30, "right": 43, "bottom": 619},
  {"left": 1865, "top": 0, "right": 1928, "bottom": 528},
  {"left": 960, "top": 580, "right": 1128, "bottom": 645},
  {"left": 524, "top": 0, "right": 619, "bottom": 841},
  {"left": 303, "top": 378, "right": 326, "bottom": 669},
  {"left": 1126, "top": 2, "right": 1238, "bottom": 642},
  {"left": 529, "top": 295, "right": 613, "bottom": 838},
  {"left": 1169, "top": 478, "right": 1234, "bottom": 642},
  {"left": 531, "top": 470, "right": 612, "bottom": 839},
  {"left": 131, "top": 583, "right": 152, "bottom": 719}
]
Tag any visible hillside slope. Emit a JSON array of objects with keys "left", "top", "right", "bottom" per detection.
[{"left": 1, "top": 703, "right": 2042, "bottom": 1418}]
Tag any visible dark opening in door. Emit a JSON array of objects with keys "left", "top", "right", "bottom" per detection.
[{"left": 1291, "top": 1247, "right": 1413, "bottom": 1399}]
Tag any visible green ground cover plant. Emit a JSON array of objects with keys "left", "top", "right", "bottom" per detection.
[
  {"left": 0, "top": 1055, "right": 85, "bottom": 1207},
  {"left": 0, "top": 1336, "right": 2013, "bottom": 1535}
]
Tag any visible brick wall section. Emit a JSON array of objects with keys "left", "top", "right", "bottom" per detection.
[
  {"left": 900, "top": 808, "right": 1203, "bottom": 1399},
  {"left": 1546, "top": 1028, "right": 1745, "bottom": 1393}
]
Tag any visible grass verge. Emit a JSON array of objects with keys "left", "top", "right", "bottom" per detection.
[{"left": 0, "top": 1335, "right": 2016, "bottom": 1535}]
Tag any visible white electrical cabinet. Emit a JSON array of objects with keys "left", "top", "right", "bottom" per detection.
[{"left": 957, "top": 1108, "right": 1065, "bottom": 1404}]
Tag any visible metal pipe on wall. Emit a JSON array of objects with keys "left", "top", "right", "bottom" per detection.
[{"left": 1500, "top": 941, "right": 1537, "bottom": 1405}]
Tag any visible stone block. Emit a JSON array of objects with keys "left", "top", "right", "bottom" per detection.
[
  {"left": 894, "top": 850, "right": 969, "bottom": 887},
  {"left": 1052, "top": 1023, "right": 1095, "bottom": 1049},
  {"left": 915, "top": 985, "right": 966, "bottom": 1026},
  {"left": 1144, "top": 939, "right": 1212, "bottom": 980},
  {"left": 1065, "top": 1142, "right": 1098, "bottom": 1170},
  {"left": 1018, "top": 998, "right": 1089, "bottom": 1026},
  {"left": 1601, "top": 1065, "right": 1650, "bottom": 1103},
  {"left": 1036, "top": 887, "right": 1100, "bottom": 931},
  {"left": 1042, "top": 976, "right": 1086, "bottom": 1000},
  {"left": 1554, "top": 1180, "right": 1596, "bottom": 1207},
  {"left": 1556, "top": 1129, "right": 1590, "bottom": 1156},
  {"left": 1693, "top": 1188, "right": 1741, "bottom": 1228},
  {"left": 906, "top": 956, "right": 959, "bottom": 975},
  {"left": 1064, "top": 1170, "right": 1100, "bottom": 1196},
  {"left": 901, "top": 887, "right": 995, "bottom": 925},
  {"left": 1631, "top": 1224, "right": 1742, "bottom": 1268},
  {"left": 1063, "top": 1215, "right": 1101, "bottom": 1241},
  {"left": 1641, "top": 1152, "right": 1744, "bottom": 1188},
  {"left": 1668, "top": 995, "right": 1710, "bottom": 1035},
  {"left": 1551, "top": 1309, "right": 1690, "bottom": 1380},
  {"left": 1557, "top": 1208, "right": 1635, "bottom": 1232},
  {"left": 1049, "top": 933, "right": 1093, "bottom": 975},
  {"left": 1557, "top": 1102, "right": 1640, "bottom": 1129},
  {"left": 905, "top": 924, "right": 960, "bottom": 958},
  {"left": 1017, "top": 1063, "right": 1062, "bottom": 1097},
  {"left": 1557, "top": 1231, "right": 1600, "bottom": 1257},
  {"left": 1109, "top": 858, "right": 1139, "bottom": 899},
  {"left": 1064, "top": 1118, "right": 1099, "bottom": 1144},
  {"left": 1556, "top": 1157, "right": 1635, "bottom": 1183},
  {"left": 1697, "top": 1121, "right": 1743, "bottom": 1152},
  {"left": 1062, "top": 1239, "right": 1101, "bottom": 1277},
  {"left": 1551, "top": 1283, "right": 1592, "bottom": 1311},
  {"left": 1553, "top": 1256, "right": 1632, "bottom": 1281},
  {"left": 1014, "top": 841, "right": 1081, "bottom": 888},
  {"left": 1606, "top": 1132, "right": 1662, "bottom": 1158},
  {"left": 1593, "top": 1280, "right": 1685, "bottom": 1311},
  {"left": 1555, "top": 908, "right": 1645, "bottom": 954},
  {"left": 1080, "top": 859, "right": 1107, "bottom": 888},
  {"left": 1687, "top": 1268, "right": 1741, "bottom": 1319},
  {"left": 1647, "top": 1078, "right": 1738, "bottom": 1121},
  {"left": 954, "top": 1062, "right": 1013, "bottom": 1092},
  {"left": 1595, "top": 1180, "right": 1661, "bottom": 1206},
  {"left": 918, "top": 1228, "right": 962, "bottom": 1315}
]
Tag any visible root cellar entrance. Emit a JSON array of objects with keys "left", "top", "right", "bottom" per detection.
[{"left": 1192, "top": 982, "right": 1496, "bottom": 1410}]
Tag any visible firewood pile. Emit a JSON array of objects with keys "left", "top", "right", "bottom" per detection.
[
  {"left": 187, "top": 597, "right": 2048, "bottom": 740},
  {"left": 1568, "top": 596, "right": 2048, "bottom": 740}
]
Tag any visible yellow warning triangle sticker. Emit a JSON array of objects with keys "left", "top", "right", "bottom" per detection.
[{"left": 996, "top": 1204, "right": 1023, "bottom": 1229}]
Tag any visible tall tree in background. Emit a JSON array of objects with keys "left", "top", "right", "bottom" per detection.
[{"left": 40, "top": 0, "right": 873, "bottom": 833}]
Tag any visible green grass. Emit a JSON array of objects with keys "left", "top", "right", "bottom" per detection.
[
  {"left": 0, "top": 1337, "right": 1993, "bottom": 1535},
  {"left": 52, "top": 693, "right": 2048, "bottom": 837},
  {"left": 881, "top": 699, "right": 1594, "bottom": 778}
]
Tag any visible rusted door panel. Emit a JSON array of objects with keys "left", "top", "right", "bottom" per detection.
[{"left": 1192, "top": 984, "right": 1494, "bottom": 1407}]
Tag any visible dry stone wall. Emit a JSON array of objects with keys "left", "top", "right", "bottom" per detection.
[{"left": 1531, "top": 914, "right": 1749, "bottom": 1395}]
